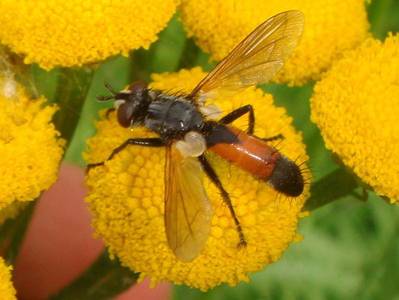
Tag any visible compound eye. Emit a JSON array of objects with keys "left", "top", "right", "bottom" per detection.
[
  {"left": 117, "top": 102, "right": 135, "bottom": 127},
  {"left": 129, "top": 80, "right": 147, "bottom": 93},
  {"left": 114, "top": 99, "right": 125, "bottom": 109}
]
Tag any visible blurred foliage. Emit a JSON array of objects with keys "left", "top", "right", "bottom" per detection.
[
  {"left": 27, "top": 0, "right": 399, "bottom": 299},
  {"left": 174, "top": 195, "right": 399, "bottom": 300}
]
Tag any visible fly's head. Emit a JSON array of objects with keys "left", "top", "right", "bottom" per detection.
[{"left": 98, "top": 81, "right": 150, "bottom": 128}]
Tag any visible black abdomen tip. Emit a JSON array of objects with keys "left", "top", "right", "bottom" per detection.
[{"left": 269, "top": 156, "right": 304, "bottom": 197}]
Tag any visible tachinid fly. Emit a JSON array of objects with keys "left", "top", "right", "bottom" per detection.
[{"left": 89, "top": 10, "right": 305, "bottom": 262}]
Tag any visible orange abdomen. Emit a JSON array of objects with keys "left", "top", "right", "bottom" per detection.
[{"left": 208, "top": 126, "right": 280, "bottom": 180}]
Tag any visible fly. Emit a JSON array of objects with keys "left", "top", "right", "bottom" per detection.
[{"left": 89, "top": 10, "right": 305, "bottom": 262}]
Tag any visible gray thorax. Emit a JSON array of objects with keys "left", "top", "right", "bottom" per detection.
[{"left": 144, "top": 95, "right": 204, "bottom": 139}]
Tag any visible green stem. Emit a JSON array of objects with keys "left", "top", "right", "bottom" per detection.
[
  {"left": 49, "top": 250, "right": 139, "bottom": 300},
  {"left": 0, "top": 201, "right": 36, "bottom": 264},
  {"left": 53, "top": 67, "right": 95, "bottom": 148},
  {"left": 178, "top": 38, "right": 202, "bottom": 70},
  {"left": 304, "top": 167, "right": 360, "bottom": 211}
]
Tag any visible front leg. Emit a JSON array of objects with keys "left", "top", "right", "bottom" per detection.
[
  {"left": 218, "top": 104, "right": 255, "bottom": 134},
  {"left": 105, "top": 107, "right": 115, "bottom": 119},
  {"left": 87, "top": 138, "right": 164, "bottom": 170}
]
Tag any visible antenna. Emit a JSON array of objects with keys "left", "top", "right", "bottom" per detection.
[{"left": 97, "top": 82, "right": 118, "bottom": 102}]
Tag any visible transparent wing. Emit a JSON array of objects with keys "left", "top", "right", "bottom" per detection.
[
  {"left": 164, "top": 146, "right": 213, "bottom": 262},
  {"left": 190, "top": 10, "right": 304, "bottom": 98}
]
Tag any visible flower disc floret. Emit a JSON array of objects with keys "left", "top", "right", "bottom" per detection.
[
  {"left": 0, "top": 257, "right": 16, "bottom": 299},
  {"left": 0, "top": 77, "right": 64, "bottom": 211},
  {"left": 85, "top": 68, "right": 310, "bottom": 290},
  {"left": 0, "top": 0, "right": 179, "bottom": 69},
  {"left": 311, "top": 35, "right": 399, "bottom": 203},
  {"left": 180, "top": 0, "right": 369, "bottom": 85}
]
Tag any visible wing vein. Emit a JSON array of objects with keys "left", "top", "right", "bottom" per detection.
[
  {"left": 164, "top": 147, "right": 213, "bottom": 261},
  {"left": 189, "top": 10, "right": 304, "bottom": 99}
]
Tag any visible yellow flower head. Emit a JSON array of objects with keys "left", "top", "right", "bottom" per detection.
[
  {"left": 0, "top": 75, "right": 64, "bottom": 211},
  {"left": 0, "top": 257, "right": 16, "bottom": 300},
  {"left": 179, "top": 0, "right": 369, "bottom": 85},
  {"left": 85, "top": 68, "right": 310, "bottom": 290},
  {"left": 0, "top": 0, "right": 179, "bottom": 69},
  {"left": 311, "top": 34, "right": 399, "bottom": 203}
]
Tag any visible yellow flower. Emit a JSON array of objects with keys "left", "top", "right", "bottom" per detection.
[
  {"left": 85, "top": 68, "right": 310, "bottom": 290},
  {"left": 0, "top": 0, "right": 179, "bottom": 69},
  {"left": 311, "top": 34, "right": 399, "bottom": 203},
  {"left": 0, "top": 257, "right": 16, "bottom": 300},
  {"left": 179, "top": 0, "right": 369, "bottom": 85},
  {"left": 0, "top": 76, "right": 64, "bottom": 211}
]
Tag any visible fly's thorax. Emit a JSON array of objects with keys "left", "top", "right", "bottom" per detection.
[{"left": 144, "top": 95, "right": 205, "bottom": 139}]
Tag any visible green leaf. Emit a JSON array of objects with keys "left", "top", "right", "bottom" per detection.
[
  {"left": 53, "top": 67, "right": 95, "bottom": 148},
  {"left": 63, "top": 56, "right": 131, "bottom": 166},
  {"left": 174, "top": 194, "right": 399, "bottom": 300},
  {"left": 368, "top": 0, "right": 399, "bottom": 39},
  {"left": 304, "top": 167, "right": 360, "bottom": 211},
  {"left": 49, "top": 250, "right": 139, "bottom": 300}
]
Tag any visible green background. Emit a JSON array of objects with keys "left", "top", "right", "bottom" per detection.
[{"left": 31, "top": 1, "right": 399, "bottom": 299}]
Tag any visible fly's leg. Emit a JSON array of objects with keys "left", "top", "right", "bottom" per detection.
[
  {"left": 198, "top": 155, "right": 247, "bottom": 248},
  {"left": 219, "top": 104, "right": 255, "bottom": 134},
  {"left": 262, "top": 133, "right": 284, "bottom": 142},
  {"left": 219, "top": 105, "right": 285, "bottom": 142},
  {"left": 87, "top": 138, "right": 164, "bottom": 170},
  {"left": 105, "top": 108, "right": 115, "bottom": 119}
]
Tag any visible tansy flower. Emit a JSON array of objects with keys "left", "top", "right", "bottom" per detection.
[
  {"left": 311, "top": 34, "right": 399, "bottom": 204},
  {"left": 0, "top": 75, "right": 64, "bottom": 211},
  {"left": 179, "top": 0, "right": 369, "bottom": 85},
  {"left": 0, "top": 257, "right": 16, "bottom": 300},
  {"left": 85, "top": 68, "right": 310, "bottom": 290},
  {"left": 0, "top": 0, "right": 179, "bottom": 69}
]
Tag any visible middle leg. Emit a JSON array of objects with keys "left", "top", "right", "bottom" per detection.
[
  {"left": 219, "top": 104, "right": 255, "bottom": 134},
  {"left": 219, "top": 105, "right": 285, "bottom": 142}
]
